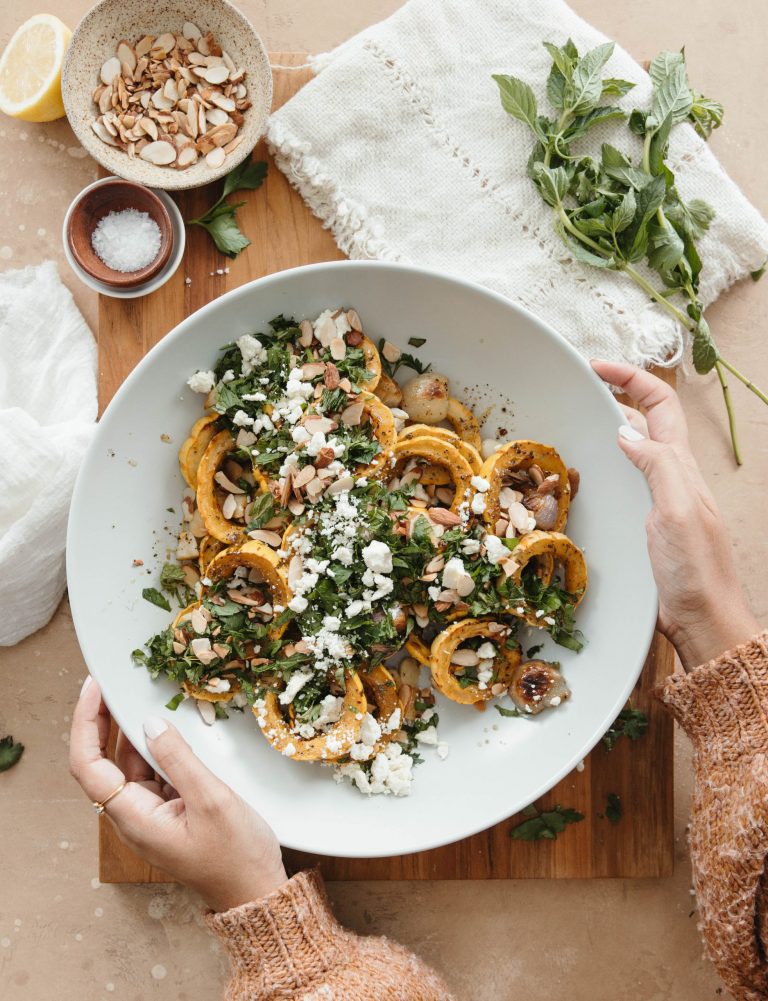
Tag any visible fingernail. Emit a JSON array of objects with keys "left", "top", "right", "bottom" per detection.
[
  {"left": 619, "top": 424, "right": 645, "bottom": 442},
  {"left": 143, "top": 716, "right": 169, "bottom": 740},
  {"left": 80, "top": 675, "right": 93, "bottom": 695}
]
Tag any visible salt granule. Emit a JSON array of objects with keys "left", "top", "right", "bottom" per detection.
[{"left": 91, "top": 208, "right": 161, "bottom": 272}]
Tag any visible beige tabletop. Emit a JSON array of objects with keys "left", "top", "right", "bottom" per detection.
[{"left": 1, "top": 2, "right": 766, "bottom": 999}]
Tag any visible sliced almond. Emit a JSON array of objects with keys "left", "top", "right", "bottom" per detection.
[
  {"left": 196, "top": 699, "right": 216, "bottom": 725},
  {"left": 202, "top": 65, "right": 229, "bottom": 85},
  {"left": 183, "top": 21, "right": 202, "bottom": 41},
  {"left": 116, "top": 40, "right": 137, "bottom": 72},
  {"left": 91, "top": 118, "right": 118, "bottom": 146},
  {"left": 330, "top": 336, "right": 347, "bottom": 361},
  {"left": 223, "top": 134, "right": 245, "bottom": 155},
  {"left": 229, "top": 68, "right": 246, "bottom": 84},
  {"left": 209, "top": 92, "right": 235, "bottom": 112},
  {"left": 100, "top": 56, "right": 121, "bottom": 85},
  {"left": 139, "top": 140, "right": 177, "bottom": 165},
  {"left": 98, "top": 86, "right": 113, "bottom": 115},
  {"left": 138, "top": 115, "right": 158, "bottom": 140},
  {"left": 381, "top": 340, "right": 401, "bottom": 363},
  {"left": 298, "top": 319, "right": 314, "bottom": 347},
  {"left": 346, "top": 308, "right": 363, "bottom": 332},
  {"left": 150, "top": 32, "right": 176, "bottom": 58},
  {"left": 293, "top": 465, "right": 316, "bottom": 489},
  {"left": 247, "top": 529, "right": 282, "bottom": 547},
  {"left": 451, "top": 648, "right": 479, "bottom": 667},
  {"left": 205, "top": 107, "right": 230, "bottom": 126},
  {"left": 340, "top": 401, "right": 365, "bottom": 426},
  {"left": 177, "top": 145, "right": 198, "bottom": 168},
  {"left": 135, "top": 35, "right": 154, "bottom": 57},
  {"left": 206, "top": 122, "right": 237, "bottom": 147},
  {"left": 205, "top": 146, "right": 226, "bottom": 168},
  {"left": 428, "top": 508, "right": 461, "bottom": 527},
  {"left": 163, "top": 78, "right": 179, "bottom": 102}
]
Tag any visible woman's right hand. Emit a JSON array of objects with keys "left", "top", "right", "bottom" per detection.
[
  {"left": 69, "top": 677, "right": 288, "bottom": 912},
  {"left": 592, "top": 360, "right": 759, "bottom": 671}
]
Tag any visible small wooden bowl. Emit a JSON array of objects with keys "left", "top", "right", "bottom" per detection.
[{"left": 66, "top": 179, "right": 173, "bottom": 288}]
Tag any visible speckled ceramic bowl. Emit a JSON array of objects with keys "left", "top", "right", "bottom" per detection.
[{"left": 61, "top": 0, "right": 272, "bottom": 190}]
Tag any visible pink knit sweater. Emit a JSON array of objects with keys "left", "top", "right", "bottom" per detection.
[{"left": 206, "top": 632, "right": 768, "bottom": 1000}]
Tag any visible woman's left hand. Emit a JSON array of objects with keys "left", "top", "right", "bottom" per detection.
[{"left": 69, "top": 676, "right": 288, "bottom": 911}]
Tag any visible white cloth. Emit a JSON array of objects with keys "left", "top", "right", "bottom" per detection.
[
  {"left": 0, "top": 262, "right": 97, "bottom": 646},
  {"left": 267, "top": 0, "right": 768, "bottom": 368}
]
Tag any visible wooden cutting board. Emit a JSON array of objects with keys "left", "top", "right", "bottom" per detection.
[{"left": 97, "top": 53, "right": 675, "bottom": 883}]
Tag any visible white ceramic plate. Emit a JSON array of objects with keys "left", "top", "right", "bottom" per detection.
[{"left": 67, "top": 261, "right": 656, "bottom": 858}]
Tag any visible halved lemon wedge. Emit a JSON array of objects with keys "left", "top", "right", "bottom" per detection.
[{"left": 0, "top": 14, "right": 71, "bottom": 122}]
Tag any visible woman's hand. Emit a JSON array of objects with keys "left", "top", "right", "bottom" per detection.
[
  {"left": 592, "top": 359, "right": 759, "bottom": 671},
  {"left": 69, "top": 677, "right": 288, "bottom": 911}
]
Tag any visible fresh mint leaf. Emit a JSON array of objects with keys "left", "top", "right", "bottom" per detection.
[
  {"left": 142, "top": 587, "right": 171, "bottom": 612},
  {"left": 0, "top": 735, "right": 24, "bottom": 773},
  {"left": 160, "top": 563, "right": 186, "bottom": 591},
  {"left": 532, "top": 163, "right": 569, "bottom": 207},
  {"left": 689, "top": 91, "right": 724, "bottom": 139},
  {"left": 246, "top": 493, "right": 275, "bottom": 531},
  {"left": 692, "top": 316, "right": 718, "bottom": 374},
  {"left": 570, "top": 42, "right": 615, "bottom": 115},
  {"left": 611, "top": 188, "right": 636, "bottom": 234},
  {"left": 510, "top": 803, "right": 584, "bottom": 841},
  {"left": 601, "top": 77, "right": 635, "bottom": 98},
  {"left": 649, "top": 51, "right": 693, "bottom": 128},
  {"left": 564, "top": 105, "right": 625, "bottom": 142},
  {"left": 492, "top": 74, "right": 544, "bottom": 140}
]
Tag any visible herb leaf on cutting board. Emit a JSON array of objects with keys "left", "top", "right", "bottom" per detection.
[
  {"left": 188, "top": 159, "right": 268, "bottom": 258},
  {"left": 510, "top": 803, "right": 585, "bottom": 841},
  {"left": 494, "top": 41, "right": 768, "bottom": 465}
]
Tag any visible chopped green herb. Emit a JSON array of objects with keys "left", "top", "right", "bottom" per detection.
[
  {"left": 0, "top": 735, "right": 24, "bottom": 773},
  {"left": 246, "top": 493, "right": 275, "bottom": 531},
  {"left": 142, "top": 587, "right": 171, "bottom": 612},
  {"left": 496, "top": 704, "right": 524, "bottom": 718},
  {"left": 602, "top": 707, "right": 648, "bottom": 750},
  {"left": 605, "top": 792, "right": 623, "bottom": 824},
  {"left": 187, "top": 159, "right": 268, "bottom": 258},
  {"left": 407, "top": 337, "right": 427, "bottom": 348},
  {"left": 165, "top": 693, "right": 185, "bottom": 711},
  {"left": 510, "top": 803, "right": 584, "bottom": 841}
]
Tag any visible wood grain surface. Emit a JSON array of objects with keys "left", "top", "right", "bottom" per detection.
[{"left": 98, "top": 53, "right": 675, "bottom": 884}]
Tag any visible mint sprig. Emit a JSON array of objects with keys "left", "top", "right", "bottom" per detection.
[
  {"left": 188, "top": 159, "right": 268, "bottom": 258},
  {"left": 494, "top": 42, "right": 767, "bottom": 465}
]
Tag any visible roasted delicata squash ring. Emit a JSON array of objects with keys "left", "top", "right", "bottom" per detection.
[
  {"left": 374, "top": 371, "right": 403, "bottom": 408},
  {"left": 179, "top": 414, "right": 219, "bottom": 488},
  {"left": 480, "top": 440, "right": 570, "bottom": 532},
  {"left": 197, "top": 431, "right": 248, "bottom": 544},
  {"left": 392, "top": 436, "right": 474, "bottom": 514},
  {"left": 197, "top": 431, "right": 270, "bottom": 544},
  {"left": 430, "top": 619, "right": 521, "bottom": 705},
  {"left": 353, "top": 391, "right": 397, "bottom": 477},
  {"left": 445, "top": 398, "right": 482, "bottom": 450},
  {"left": 359, "top": 335, "right": 382, "bottom": 391},
  {"left": 257, "top": 670, "right": 368, "bottom": 762},
  {"left": 361, "top": 664, "right": 402, "bottom": 750},
  {"left": 181, "top": 679, "right": 241, "bottom": 703},
  {"left": 405, "top": 633, "right": 432, "bottom": 666},
  {"left": 511, "top": 531, "right": 588, "bottom": 608},
  {"left": 206, "top": 540, "right": 290, "bottom": 639},
  {"left": 198, "top": 535, "right": 225, "bottom": 574},
  {"left": 398, "top": 424, "right": 483, "bottom": 474}
]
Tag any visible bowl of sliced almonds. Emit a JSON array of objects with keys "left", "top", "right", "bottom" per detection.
[{"left": 61, "top": 0, "right": 272, "bottom": 189}]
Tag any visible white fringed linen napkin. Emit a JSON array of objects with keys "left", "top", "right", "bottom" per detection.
[
  {"left": 267, "top": 0, "right": 768, "bottom": 368},
  {"left": 0, "top": 262, "right": 96, "bottom": 646}
]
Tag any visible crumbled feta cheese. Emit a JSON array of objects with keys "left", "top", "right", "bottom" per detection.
[
  {"left": 291, "top": 425, "right": 311, "bottom": 444},
  {"left": 279, "top": 670, "right": 313, "bottom": 705},
  {"left": 461, "top": 538, "right": 481, "bottom": 555},
  {"left": 362, "top": 540, "right": 393, "bottom": 574},
  {"left": 476, "top": 641, "right": 496, "bottom": 660},
  {"left": 359, "top": 712, "right": 382, "bottom": 746},
  {"left": 415, "top": 726, "right": 438, "bottom": 746},
  {"left": 471, "top": 475, "right": 490, "bottom": 492},
  {"left": 470, "top": 493, "right": 486, "bottom": 515},
  {"left": 288, "top": 595, "right": 309, "bottom": 613},
  {"left": 282, "top": 742, "right": 297, "bottom": 757},
  {"left": 442, "top": 557, "right": 475, "bottom": 596},
  {"left": 484, "top": 534, "right": 509, "bottom": 565},
  {"left": 232, "top": 409, "right": 254, "bottom": 427},
  {"left": 436, "top": 742, "right": 449, "bottom": 760},
  {"left": 332, "top": 545, "right": 353, "bottom": 565},
  {"left": 187, "top": 370, "right": 216, "bottom": 394},
  {"left": 236, "top": 334, "right": 267, "bottom": 375}
]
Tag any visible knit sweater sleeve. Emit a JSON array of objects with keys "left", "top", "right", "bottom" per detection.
[
  {"left": 659, "top": 631, "right": 768, "bottom": 1001},
  {"left": 204, "top": 868, "right": 454, "bottom": 1000}
]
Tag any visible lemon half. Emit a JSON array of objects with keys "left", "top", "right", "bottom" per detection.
[{"left": 0, "top": 14, "right": 71, "bottom": 122}]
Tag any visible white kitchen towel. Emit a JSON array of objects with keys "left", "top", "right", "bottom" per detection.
[
  {"left": 0, "top": 262, "right": 97, "bottom": 646},
  {"left": 267, "top": 0, "right": 768, "bottom": 368}
]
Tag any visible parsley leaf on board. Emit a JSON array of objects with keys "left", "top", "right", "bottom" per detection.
[
  {"left": 604, "top": 792, "right": 623, "bottom": 824},
  {"left": 602, "top": 706, "right": 648, "bottom": 750},
  {"left": 510, "top": 803, "right": 585, "bottom": 841},
  {"left": 494, "top": 40, "right": 768, "bottom": 466},
  {"left": 187, "top": 160, "right": 268, "bottom": 258},
  {"left": 496, "top": 705, "right": 525, "bottom": 719},
  {"left": 0, "top": 735, "right": 24, "bottom": 772}
]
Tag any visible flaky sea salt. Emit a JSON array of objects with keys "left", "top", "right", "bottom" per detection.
[{"left": 91, "top": 208, "right": 161, "bottom": 273}]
